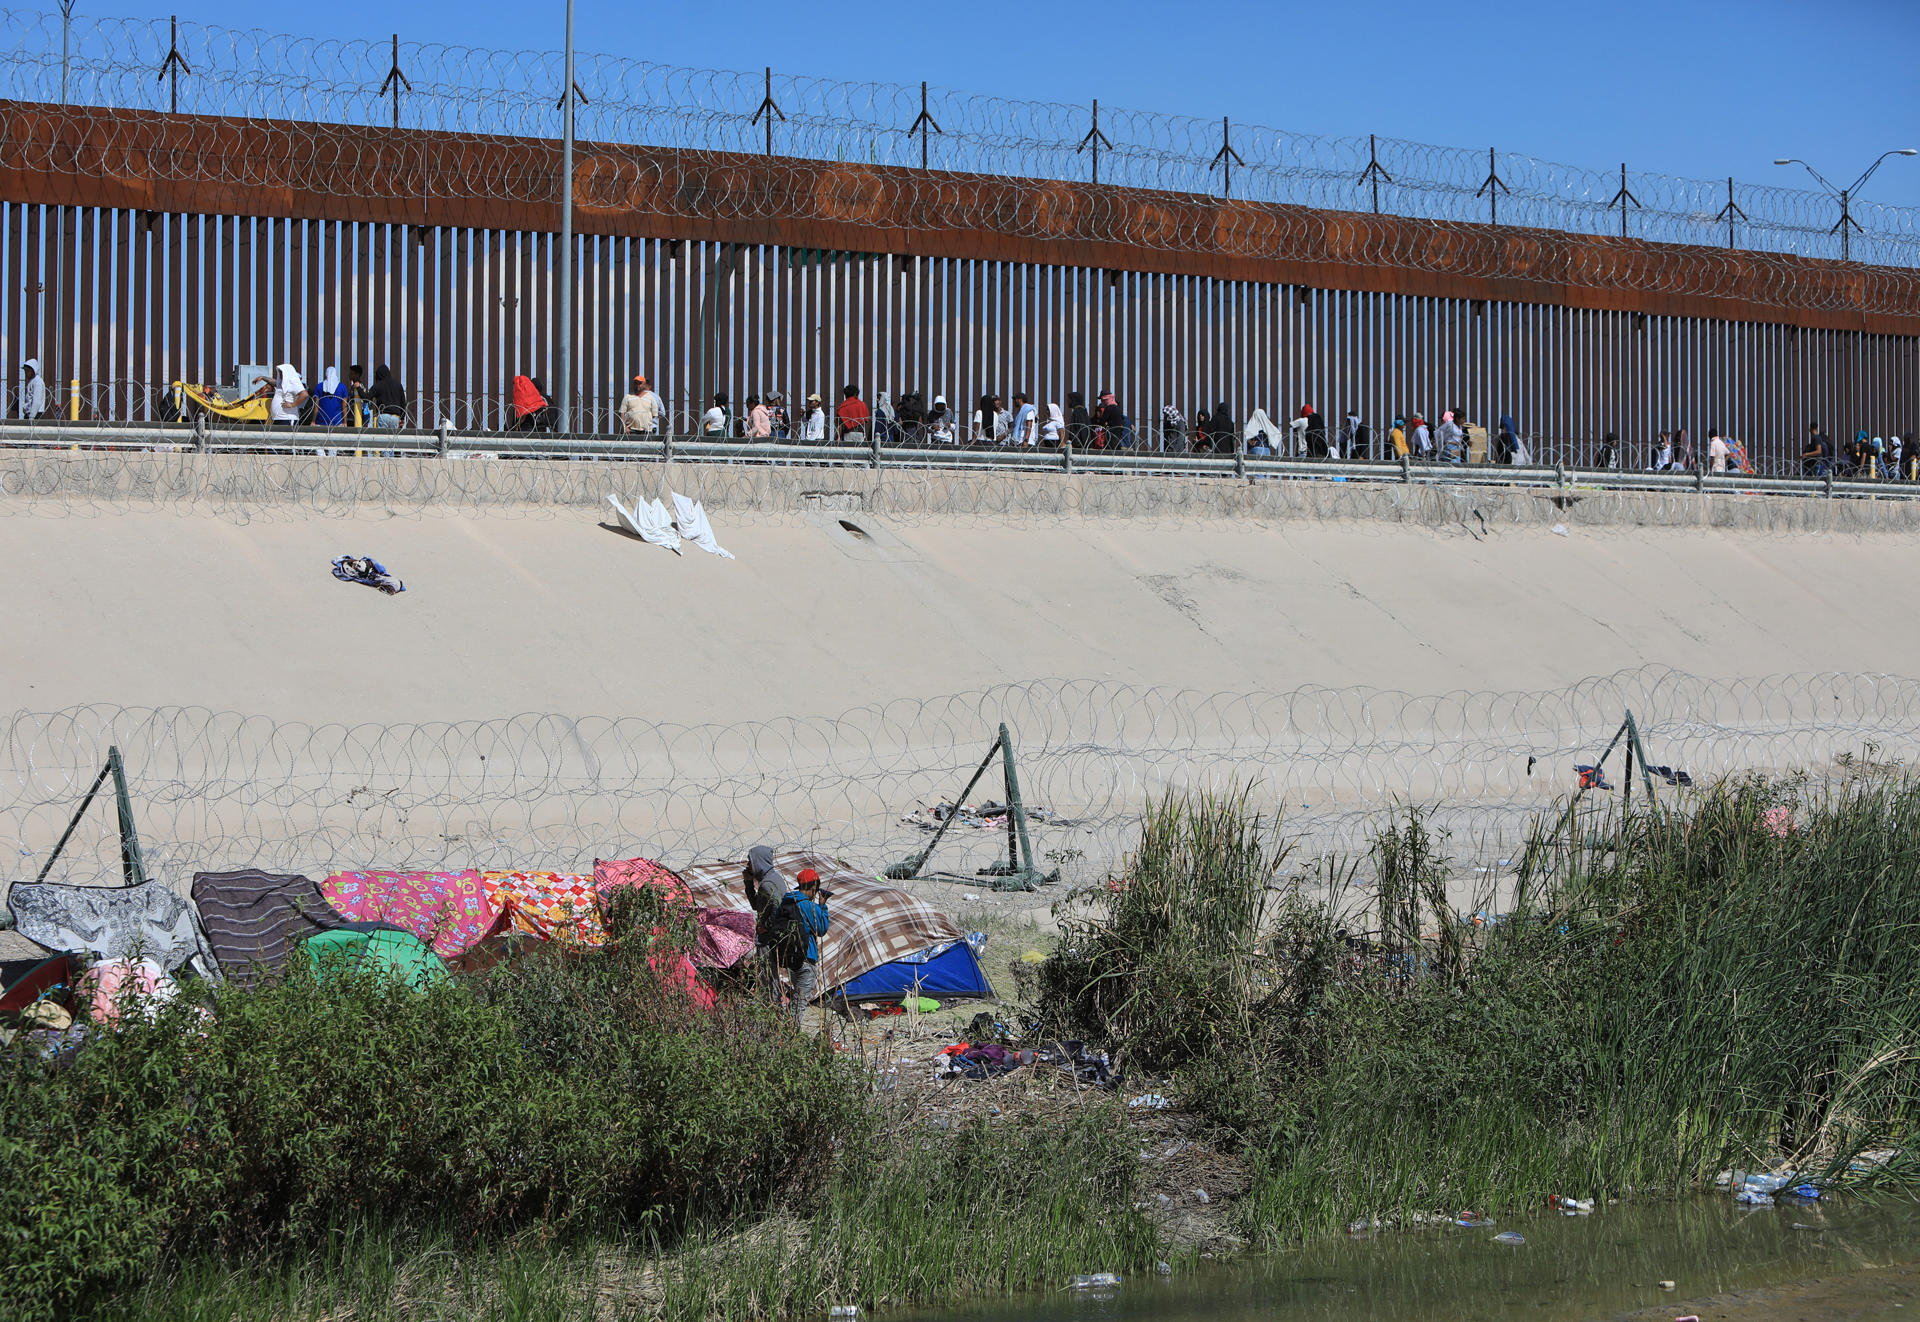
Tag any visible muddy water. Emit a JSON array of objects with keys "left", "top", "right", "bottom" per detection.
[{"left": 928, "top": 1195, "right": 1920, "bottom": 1322}]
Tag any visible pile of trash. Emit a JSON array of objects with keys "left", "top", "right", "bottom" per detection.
[
  {"left": 930, "top": 1037, "right": 1114, "bottom": 1086},
  {"left": 1718, "top": 1169, "right": 1822, "bottom": 1206},
  {"left": 331, "top": 555, "right": 405, "bottom": 595},
  {"left": 899, "top": 800, "right": 1073, "bottom": 832}
]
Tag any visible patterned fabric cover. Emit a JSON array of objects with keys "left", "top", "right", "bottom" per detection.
[
  {"left": 481, "top": 871, "right": 607, "bottom": 946},
  {"left": 694, "top": 909, "right": 758, "bottom": 970},
  {"left": 674, "top": 849, "right": 964, "bottom": 991},
  {"left": 8, "top": 880, "right": 220, "bottom": 978},
  {"left": 318, "top": 870, "right": 499, "bottom": 958}
]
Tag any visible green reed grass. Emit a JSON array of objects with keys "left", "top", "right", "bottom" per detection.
[{"left": 1041, "top": 779, "right": 1920, "bottom": 1248}]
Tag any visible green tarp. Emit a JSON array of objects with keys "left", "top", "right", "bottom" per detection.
[{"left": 301, "top": 927, "right": 447, "bottom": 990}]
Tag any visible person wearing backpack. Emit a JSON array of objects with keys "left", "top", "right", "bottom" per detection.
[
  {"left": 767, "top": 868, "right": 831, "bottom": 1027},
  {"left": 743, "top": 846, "right": 789, "bottom": 1005}
]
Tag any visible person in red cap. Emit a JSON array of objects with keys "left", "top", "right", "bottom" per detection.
[{"left": 769, "top": 866, "right": 831, "bottom": 1027}]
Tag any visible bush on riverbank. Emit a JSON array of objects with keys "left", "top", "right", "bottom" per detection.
[
  {"left": 92, "top": 1106, "right": 1156, "bottom": 1322},
  {"left": 0, "top": 889, "right": 860, "bottom": 1322},
  {"left": 1042, "top": 777, "right": 1920, "bottom": 1244}
]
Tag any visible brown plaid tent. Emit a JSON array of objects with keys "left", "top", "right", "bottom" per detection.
[{"left": 673, "top": 848, "right": 964, "bottom": 992}]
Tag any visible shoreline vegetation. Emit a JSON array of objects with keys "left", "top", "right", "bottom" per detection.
[{"left": 6, "top": 775, "right": 1919, "bottom": 1321}]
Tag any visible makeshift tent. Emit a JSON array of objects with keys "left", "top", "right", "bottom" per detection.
[
  {"left": 0, "top": 937, "right": 71, "bottom": 1013},
  {"left": 839, "top": 937, "right": 994, "bottom": 1003},
  {"left": 481, "top": 871, "right": 608, "bottom": 946},
  {"left": 300, "top": 927, "right": 447, "bottom": 990},
  {"left": 593, "top": 856, "right": 688, "bottom": 910},
  {"left": 319, "top": 870, "right": 500, "bottom": 958},
  {"left": 8, "top": 880, "right": 220, "bottom": 980},
  {"left": 192, "top": 869, "right": 346, "bottom": 984},
  {"left": 588, "top": 858, "right": 716, "bottom": 1006},
  {"left": 675, "top": 848, "right": 972, "bottom": 994}
]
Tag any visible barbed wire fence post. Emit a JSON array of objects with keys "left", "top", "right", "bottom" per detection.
[
  {"left": 1211, "top": 117, "right": 1243, "bottom": 199},
  {"left": 1717, "top": 177, "right": 1746, "bottom": 251},
  {"left": 556, "top": 0, "right": 575, "bottom": 435},
  {"left": 155, "top": 13, "right": 187, "bottom": 114},
  {"left": 1607, "top": 163, "right": 1641, "bottom": 240},
  {"left": 377, "top": 33, "right": 408, "bottom": 130},
  {"left": 1076, "top": 98, "right": 1108, "bottom": 186},
  {"left": 908, "top": 80, "right": 940, "bottom": 172},
  {"left": 1476, "top": 147, "right": 1509, "bottom": 227},
  {"left": 1358, "top": 133, "right": 1392, "bottom": 215}
]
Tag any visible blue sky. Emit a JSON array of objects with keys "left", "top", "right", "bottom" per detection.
[{"left": 104, "top": 0, "right": 1920, "bottom": 210}]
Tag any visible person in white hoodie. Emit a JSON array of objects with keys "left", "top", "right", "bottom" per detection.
[
  {"left": 18, "top": 358, "right": 48, "bottom": 420},
  {"left": 1244, "top": 408, "right": 1283, "bottom": 456},
  {"left": 264, "top": 364, "right": 307, "bottom": 426}
]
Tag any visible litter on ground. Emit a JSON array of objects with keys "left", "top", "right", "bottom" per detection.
[{"left": 331, "top": 555, "right": 404, "bottom": 594}]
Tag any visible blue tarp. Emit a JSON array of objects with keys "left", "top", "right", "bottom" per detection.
[{"left": 839, "top": 937, "right": 994, "bottom": 1001}]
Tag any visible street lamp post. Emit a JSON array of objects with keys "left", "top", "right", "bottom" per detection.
[{"left": 1774, "top": 149, "right": 1918, "bottom": 263}]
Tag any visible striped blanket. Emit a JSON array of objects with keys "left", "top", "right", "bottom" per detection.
[
  {"left": 192, "top": 869, "right": 342, "bottom": 984},
  {"left": 675, "top": 849, "right": 963, "bottom": 991}
]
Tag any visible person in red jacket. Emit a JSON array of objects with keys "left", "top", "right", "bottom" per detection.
[{"left": 836, "top": 384, "right": 871, "bottom": 441}]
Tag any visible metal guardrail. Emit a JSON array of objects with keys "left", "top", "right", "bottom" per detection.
[{"left": 1, "top": 423, "right": 1910, "bottom": 504}]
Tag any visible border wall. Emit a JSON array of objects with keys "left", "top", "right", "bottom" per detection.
[{"left": 2, "top": 100, "right": 1918, "bottom": 468}]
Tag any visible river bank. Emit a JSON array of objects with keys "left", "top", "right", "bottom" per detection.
[{"left": 8, "top": 774, "right": 1920, "bottom": 1320}]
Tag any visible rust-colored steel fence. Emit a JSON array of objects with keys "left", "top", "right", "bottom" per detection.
[{"left": 4, "top": 204, "right": 1916, "bottom": 471}]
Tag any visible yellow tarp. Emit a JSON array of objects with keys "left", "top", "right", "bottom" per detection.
[{"left": 175, "top": 381, "right": 270, "bottom": 423}]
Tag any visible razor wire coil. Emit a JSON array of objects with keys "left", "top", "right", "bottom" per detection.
[{"left": 3, "top": 666, "right": 1913, "bottom": 901}]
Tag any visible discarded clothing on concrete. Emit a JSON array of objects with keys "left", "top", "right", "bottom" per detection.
[
  {"left": 331, "top": 555, "right": 405, "bottom": 595},
  {"left": 607, "top": 493, "right": 682, "bottom": 552},
  {"left": 669, "top": 492, "right": 734, "bottom": 560}
]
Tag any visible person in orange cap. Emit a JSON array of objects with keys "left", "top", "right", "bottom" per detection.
[{"left": 619, "top": 373, "right": 662, "bottom": 435}]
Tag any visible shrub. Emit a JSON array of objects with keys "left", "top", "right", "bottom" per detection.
[{"left": 0, "top": 900, "right": 861, "bottom": 1320}]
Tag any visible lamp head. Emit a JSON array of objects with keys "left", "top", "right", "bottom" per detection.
[
  {"left": 1897, "top": 149, "right": 1919, "bottom": 157},
  {"left": 1773, "top": 158, "right": 1794, "bottom": 166}
]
